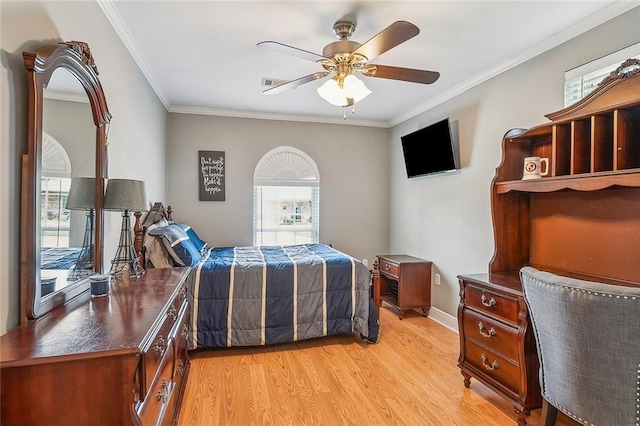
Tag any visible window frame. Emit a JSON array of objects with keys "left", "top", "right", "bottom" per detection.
[{"left": 252, "top": 146, "right": 320, "bottom": 246}]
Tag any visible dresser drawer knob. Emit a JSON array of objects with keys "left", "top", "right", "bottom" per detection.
[
  {"left": 167, "top": 306, "right": 177, "bottom": 321},
  {"left": 156, "top": 379, "right": 169, "bottom": 403},
  {"left": 176, "top": 359, "right": 185, "bottom": 376},
  {"left": 480, "top": 294, "right": 496, "bottom": 307},
  {"left": 478, "top": 322, "right": 496, "bottom": 338},
  {"left": 481, "top": 353, "right": 499, "bottom": 371},
  {"left": 181, "top": 323, "right": 189, "bottom": 339},
  {"left": 384, "top": 264, "right": 391, "bottom": 271},
  {"left": 154, "top": 335, "right": 166, "bottom": 357}
]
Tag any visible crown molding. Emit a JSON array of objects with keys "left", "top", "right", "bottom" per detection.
[
  {"left": 97, "top": 0, "right": 170, "bottom": 109},
  {"left": 169, "top": 105, "right": 389, "bottom": 128},
  {"left": 390, "top": 1, "right": 639, "bottom": 127},
  {"left": 99, "top": 0, "right": 638, "bottom": 129},
  {"left": 44, "top": 90, "right": 89, "bottom": 103}
]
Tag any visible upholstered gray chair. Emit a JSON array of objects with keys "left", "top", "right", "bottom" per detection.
[{"left": 520, "top": 266, "right": 640, "bottom": 426}]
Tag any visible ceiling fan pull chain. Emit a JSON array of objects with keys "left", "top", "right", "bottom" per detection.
[{"left": 342, "top": 106, "right": 347, "bottom": 120}]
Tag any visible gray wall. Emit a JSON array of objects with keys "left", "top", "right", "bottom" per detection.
[
  {"left": 1, "top": 1, "right": 168, "bottom": 333},
  {"left": 388, "top": 7, "right": 640, "bottom": 321},
  {"left": 166, "top": 114, "right": 390, "bottom": 265}
]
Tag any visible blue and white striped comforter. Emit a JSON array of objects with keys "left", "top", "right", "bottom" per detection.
[{"left": 187, "top": 243, "right": 378, "bottom": 349}]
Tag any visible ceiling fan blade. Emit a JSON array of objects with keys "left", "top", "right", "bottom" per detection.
[
  {"left": 263, "top": 72, "right": 330, "bottom": 95},
  {"left": 257, "top": 41, "right": 327, "bottom": 63},
  {"left": 361, "top": 64, "right": 440, "bottom": 84},
  {"left": 352, "top": 21, "right": 419, "bottom": 61}
]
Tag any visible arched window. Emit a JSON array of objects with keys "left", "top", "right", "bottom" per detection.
[
  {"left": 253, "top": 146, "right": 319, "bottom": 246},
  {"left": 41, "top": 133, "right": 72, "bottom": 247}
]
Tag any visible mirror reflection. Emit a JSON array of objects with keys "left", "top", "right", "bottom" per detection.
[{"left": 39, "top": 68, "right": 95, "bottom": 297}]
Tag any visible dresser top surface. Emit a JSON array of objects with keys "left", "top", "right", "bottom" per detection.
[
  {"left": 377, "top": 254, "right": 431, "bottom": 264},
  {"left": 457, "top": 272, "right": 523, "bottom": 295},
  {"left": 1, "top": 267, "right": 190, "bottom": 364}
]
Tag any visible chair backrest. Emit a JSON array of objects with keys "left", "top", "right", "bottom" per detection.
[{"left": 520, "top": 266, "right": 640, "bottom": 426}]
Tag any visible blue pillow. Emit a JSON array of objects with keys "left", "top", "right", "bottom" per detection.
[
  {"left": 148, "top": 224, "right": 202, "bottom": 267},
  {"left": 173, "top": 222, "right": 208, "bottom": 254}
]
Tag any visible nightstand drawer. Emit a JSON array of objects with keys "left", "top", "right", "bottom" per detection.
[
  {"left": 464, "top": 285, "right": 519, "bottom": 325},
  {"left": 462, "top": 308, "right": 519, "bottom": 362},
  {"left": 464, "top": 339, "right": 520, "bottom": 395},
  {"left": 378, "top": 259, "right": 399, "bottom": 277}
]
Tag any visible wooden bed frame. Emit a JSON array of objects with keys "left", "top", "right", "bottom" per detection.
[{"left": 134, "top": 202, "right": 173, "bottom": 270}]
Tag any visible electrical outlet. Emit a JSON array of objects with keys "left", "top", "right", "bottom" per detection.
[
  {"left": 435, "top": 273, "right": 441, "bottom": 285},
  {"left": 362, "top": 258, "right": 368, "bottom": 267}
]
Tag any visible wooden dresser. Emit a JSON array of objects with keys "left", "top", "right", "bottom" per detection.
[
  {"left": 458, "top": 59, "right": 640, "bottom": 425},
  {"left": 0, "top": 267, "right": 191, "bottom": 426},
  {"left": 373, "top": 254, "right": 432, "bottom": 319}
]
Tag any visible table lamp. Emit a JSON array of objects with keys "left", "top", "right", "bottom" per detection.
[
  {"left": 104, "top": 178, "right": 148, "bottom": 276},
  {"left": 65, "top": 177, "right": 95, "bottom": 281}
]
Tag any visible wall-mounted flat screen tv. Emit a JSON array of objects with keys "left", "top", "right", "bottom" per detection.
[{"left": 400, "top": 118, "right": 459, "bottom": 178}]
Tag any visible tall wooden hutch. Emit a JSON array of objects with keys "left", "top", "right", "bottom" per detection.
[{"left": 457, "top": 59, "right": 640, "bottom": 425}]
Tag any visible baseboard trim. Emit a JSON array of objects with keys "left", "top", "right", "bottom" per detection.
[{"left": 428, "top": 307, "right": 458, "bottom": 333}]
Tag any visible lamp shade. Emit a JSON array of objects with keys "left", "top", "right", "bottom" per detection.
[
  {"left": 104, "top": 179, "right": 148, "bottom": 212},
  {"left": 317, "top": 74, "right": 371, "bottom": 107},
  {"left": 65, "top": 177, "right": 95, "bottom": 210}
]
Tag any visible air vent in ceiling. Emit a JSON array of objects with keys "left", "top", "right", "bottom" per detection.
[{"left": 261, "top": 78, "right": 287, "bottom": 87}]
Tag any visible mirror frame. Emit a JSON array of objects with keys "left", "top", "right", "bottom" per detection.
[{"left": 21, "top": 41, "right": 111, "bottom": 321}]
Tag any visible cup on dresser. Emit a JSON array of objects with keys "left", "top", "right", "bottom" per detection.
[
  {"left": 90, "top": 274, "right": 111, "bottom": 297},
  {"left": 522, "top": 156, "right": 549, "bottom": 180}
]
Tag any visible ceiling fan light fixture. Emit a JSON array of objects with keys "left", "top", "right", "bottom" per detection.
[{"left": 317, "top": 74, "right": 371, "bottom": 107}]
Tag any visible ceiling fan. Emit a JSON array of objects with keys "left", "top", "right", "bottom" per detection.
[{"left": 257, "top": 18, "right": 440, "bottom": 111}]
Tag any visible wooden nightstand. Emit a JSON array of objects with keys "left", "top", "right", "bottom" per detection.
[{"left": 373, "top": 254, "right": 432, "bottom": 319}]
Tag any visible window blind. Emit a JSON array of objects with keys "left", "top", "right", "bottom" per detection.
[{"left": 564, "top": 42, "right": 640, "bottom": 107}]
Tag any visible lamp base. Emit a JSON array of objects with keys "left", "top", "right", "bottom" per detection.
[
  {"left": 68, "top": 210, "right": 94, "bottom": 281},
  {"left": 109, "top": 210, "right": 144, "bottom": 278}
]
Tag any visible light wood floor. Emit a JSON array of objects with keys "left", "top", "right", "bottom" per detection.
[{"left": 178, "top": 305, "right": 576, "bottom": 425}]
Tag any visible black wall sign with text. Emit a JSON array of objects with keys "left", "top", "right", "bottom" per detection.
[{"left": 198, "top": 150, "right": 225, "bottom": 201}]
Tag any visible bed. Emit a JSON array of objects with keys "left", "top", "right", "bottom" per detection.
[
  {"left": 138, "top": 206, "right": 378, "bottom": 349},
  {"left": 41, "top": 247, "right": 81, "bottom": 270}
]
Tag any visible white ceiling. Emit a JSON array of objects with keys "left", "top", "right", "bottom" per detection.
[{"left": 98, "top": 1, "right": 636, "bottom": 127}]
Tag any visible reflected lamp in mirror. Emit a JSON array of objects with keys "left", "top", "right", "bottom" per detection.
[
  {"left": 104, "top": 179, "right": 148, "bottom": 276},
  {"left": 65, "top": 177, "right": 95, "bottom": 281}
]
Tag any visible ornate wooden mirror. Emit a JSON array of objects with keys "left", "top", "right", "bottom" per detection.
[{"left": 21, "top": 41, "right": 111, "bottom": 320}]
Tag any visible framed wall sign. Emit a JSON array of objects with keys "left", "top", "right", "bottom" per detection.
[{"left": 198, "top": 150, "right": 225, "bottom": 201}]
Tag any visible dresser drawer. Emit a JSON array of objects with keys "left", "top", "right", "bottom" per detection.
[
  {"left": 142, "top": 303, "right": 181, "bottom": 394},
  {"left": 171, "top": 302, "right": 190, "bottom": 379},
  {"left": 464, "top": 285, "right": 519, "bottom": 325},
  {"left": 462, "top": 308, "right": 519, "bottom": 362},
  {"left": 378, "top": 259, "right": 399, "bottom": 278},
  {"left": 464, "top": 339, "right": 520, "bottom": 395},
  {"left": 138, "top": 340, "right": 176, "bottom": 426},
  {"left": 171, "top": 302, "right": 191, "bottom": 416}
]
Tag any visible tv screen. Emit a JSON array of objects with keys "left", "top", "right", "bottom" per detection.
[{"left": 400, "top": 118, "right": 459, "bottom": 178}]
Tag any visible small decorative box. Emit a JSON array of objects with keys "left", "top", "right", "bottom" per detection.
[{"left": 89, "top": 274, "right": 110, "bottom": 297}]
